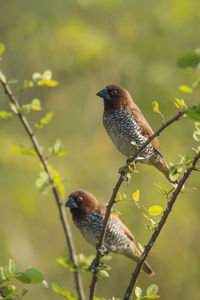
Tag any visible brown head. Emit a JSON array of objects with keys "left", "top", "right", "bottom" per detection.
[
  {"left": 65, "top": 190, "right": 106, "bottom": 218},
  {"left": 96, "top": 84, "right": 134, "bottom": 112}
]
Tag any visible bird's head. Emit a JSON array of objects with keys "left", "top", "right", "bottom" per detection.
[
  {"left": 96, "top": 84, "right": 133, "bottom": 111},
  {"left": 65, "top": 190, "right": 99, "bottom": 215}
]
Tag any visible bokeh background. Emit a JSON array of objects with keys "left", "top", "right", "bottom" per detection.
[{"left": 0, "top": 0, "right": 200, "bottom": 299}]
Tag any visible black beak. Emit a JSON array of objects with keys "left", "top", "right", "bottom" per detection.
[
  {"left": 65, "top": 196, "right": 78, "bottom": 208},
  {"left": 96, "top": 88, "right": 111, "bottom": 101}
]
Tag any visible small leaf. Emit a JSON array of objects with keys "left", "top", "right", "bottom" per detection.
[
  {"left": 35, "top": 171, "right": 49, "bottom": 194},
  {"left": 24, "top": 267, "right": 44, "bottom": 284},
  {"left": 98, "top": 270, "right": 109, "bottom": 278},
  {"left": 174, "top": 98, "right": 187, "bottom": 109},
  {"left": 169, "top": 165, "right": 179, "bottom": 182},
  {"left": 51, "top": 283, "right": 78, "bottom": 300},
  {"left": 147, "top": 284, "right": 158, "bottom": 296},
  {"left": 148, "top": 206, "right": 163, "bottom": 216},
  {"left": 0, "top": 43, "right": 5, "bottom": 55},
  {"left": 8, "top": 259, "right": 15, "bottom": 274},
  {"left": 15, "top": 272, "right": 31, "bottom": 283},
  {"left": 0, "top": 267, "right": 6, "bottom": 280},
  {"left": 0, "top": 111, "right": 14, "bottom": 118},
  {"left": 152, "top": 101, "right": 159, "bottom": 113},
  {"left": 112, "top": 209, "right": 121, "bottom": 216},
  {"left": 0, "top": 71, "right": 6, "bottom": 83},
  {"left": 32, "top": 72, "right": 42, "bottom": 82},
  {"left": 20, "top": 288, "right": 28, "bottom": 297},
  {"left": 177, "top": 53, "right": 200, "bottom": 69},
  {"left": 11, "top": 146, "right": 37, "bottom": 156},
  {"left": 179, "top": 85, "right": 193, "bottom": 93},
  {"left": 187, "top": 105, "right": 200, "bottom": 121},
  {"left": 35, "top": 112, "right": 54, "bottom": 128},
  {"left": 135, "top": 286, "right": 143, "bottom": 298},
  {"left": 9, "top": 103, "right": 18, "bottom": 114},
  {"left": 43, "top": 70, "right": 52, "bottom": 80},
  {"left": 193, "top": 131, "right": 200, "bottom": 141},
  {"left": 37, "top": 79, "right": 58, "bottom": 87},
  {"left": 133, "top": 190, "right": 140, "bottom": 202},
  {"left": 31, "top": 98, "right": 41, "bottom": 111}
]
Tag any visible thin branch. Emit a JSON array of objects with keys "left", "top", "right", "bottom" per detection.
[
  {"left": 89, "top": 106, "right": 196, "bottom": 299},
  {"left": 123, "top": 151, "right": 200, "bottom": 300},
  {"left": 0, "top": 79, "right": 85, "bottom": 300}
]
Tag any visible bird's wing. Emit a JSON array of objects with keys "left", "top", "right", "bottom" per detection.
[{"left": 132, "top": 106, "right": 163, "bottom": 156}]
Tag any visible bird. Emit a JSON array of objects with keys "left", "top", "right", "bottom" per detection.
[
  {"left": 65, "top": 190, "right": 154, "bottom": 276},
  {"left": 96, "top": 84, "right": 173, "bottom": 182}
]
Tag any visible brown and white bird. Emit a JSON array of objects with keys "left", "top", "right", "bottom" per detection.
[
  {"left": 65, "top": 190, "right": 154, "bottom": 276},
  {"left": 96, "top": 84, "right": 172, "bottom": 182}
]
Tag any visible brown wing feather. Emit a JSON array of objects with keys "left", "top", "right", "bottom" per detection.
[{"left": 131, "top": 104, "right": 163, "bottom": 156}]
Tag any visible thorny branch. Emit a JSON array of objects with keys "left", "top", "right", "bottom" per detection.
[
  {"left": 89, "top": 105, "right": 197, "bottom": 300},
  {"left": 0, "top": 79, "right": 86, "bottom": 300},
  {"left": 123, "top": 150, "right": 200, "bottom": 300}
]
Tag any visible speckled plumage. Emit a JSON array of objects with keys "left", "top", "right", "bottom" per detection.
[
  {"left": 97, "top": 84, "right": 173, "bottom": 182},
  {"left": 65, "top": 190, "right": 154, "bottom": 276}
]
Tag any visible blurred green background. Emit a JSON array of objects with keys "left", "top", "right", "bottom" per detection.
[{"left": 0, "top": 0, "right": 200, "bottom": 299}]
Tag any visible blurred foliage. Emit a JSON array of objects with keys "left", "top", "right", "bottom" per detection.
[
  {"left": 0, "top": 0, "right": 200, "bottom": 300},
  {"left": 0, "top": 259, "right": 46, "bottom": 299}
]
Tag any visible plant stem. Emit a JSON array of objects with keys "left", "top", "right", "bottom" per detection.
[{"left": 0, "top": 79, "right": 85, "bottom": 300}]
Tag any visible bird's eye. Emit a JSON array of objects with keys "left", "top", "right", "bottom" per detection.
[
  {"left": 77, "top": 196, "right": 83, "bottom": 204},
  {"left": 110, "top": 89, "right": 118, "bottom": 96}
]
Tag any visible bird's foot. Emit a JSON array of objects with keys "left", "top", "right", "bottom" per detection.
[
  {"left": 96, "top": 243, "right": 108, "bottom": 256},
  {"left": 88, "top": 258, "right": 105, "bottom": 272}
]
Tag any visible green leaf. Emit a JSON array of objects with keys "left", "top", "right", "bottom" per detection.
[
  {"left": 137, "top": 243, "right": 144, "bottom": 253},
  {"left": 8, "top": 259, "right": 15, "bottom": 274},
  {"left": 0, "top": 43, "right": 5, "bottom": 55},
  {"left": 147, "top": 284, "right": 158, "bottom": 296},
  {"left": 148, "top": 206, "right": 163, "bottom": 216},
  {"left": 174, "top": 98, "right": 187, "bottom": 109},
  {"left": 35, "top": 112, "right": 54, "bottom": 128},
  {"left": 193, "top": 131, "right": 200, "bottom": 141},
  {"left": 51, "top": 283, "right": 78, "bottom": 300},
  {"left": 152, "top": 101, "right": 159, "bottom": 113},
  {"left": 0, "top": 71, "right": 6, "bottom": 83},
  {"left": 49, "top": 139, "right": 67, "bottom": 156},
  {"left": 0, "top": 111, "right": 14, "bottom": 118},
  {"left": 32, "top": 72, "right": 42, "bottom": 82},
  {"left": 24, "top": 267, "right": 44, "bottom": 284},
  {"left": 15, "top": 272, "right": 31, "bottom": 283},
  {"left": 179, "top": 85, "right": 193, "bottom": 93},
  {"left": 37, "top": 79, "right": 58, "bottom": 87},
  {"left": 185, "top": 155, "right": 192, "bottom": 167},
  {"left": 20, "top": 288, "right": 28, "bottom": 297},
  {"left": 169, "top": 165, "right": 179, "bottom": 182},
  {"left": 49, "top": 165, "right": 66, "bottom": 199},
  {"left": 35, "top": 171, "right": 49, "bottom": 194},
  {"left": 98, "top": 270, "right": 110, "bottom": 278},
  {"left": 177, "top": 53, "right": 200, "bottom": 68},
  {"left": 41, "top": 280, "right": 49, "bottom": 288},
  {"left": 19, "top": 80, "right": 34, "bottom": 91},
  {"left": 43, "top": 70, "right": 52, "bottom": 80},
  {"left": 187, "top": 105, "right": 200, "bottom": 121},
  {"left": 11, "top": 146, "right": 37, "bottom": 156},
  {"left": 133, "top": 190, "right": 140, "bottom": 202},
  {"left": 135, "top": 286, "right": 143, "bottom": 298},
  {"left": 9, "top": 103, "right": 18, "bottom": 114},
  {"left": 31, "top": 98, "right": 41, "bottom": 111},
  {"left": 56, "top": 257, "right": 76, "bottom": 272},
  {"left": 0, "top": 267, "right": 6, "bottom": 280}
]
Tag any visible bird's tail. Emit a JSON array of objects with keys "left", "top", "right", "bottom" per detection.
[
  {"left": 154, "top": 158, "right": 178, "bottom": 184},
  {"left": 124, "top": 250, "right": 155, "bottom": 277}
]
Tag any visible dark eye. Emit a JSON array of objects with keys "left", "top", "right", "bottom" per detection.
[
  {"left": 77, "top": 196, "right": 83, "bottom": 204},
  {"left": 110, "top": 89, "right": 118, "bottom": 96}
]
